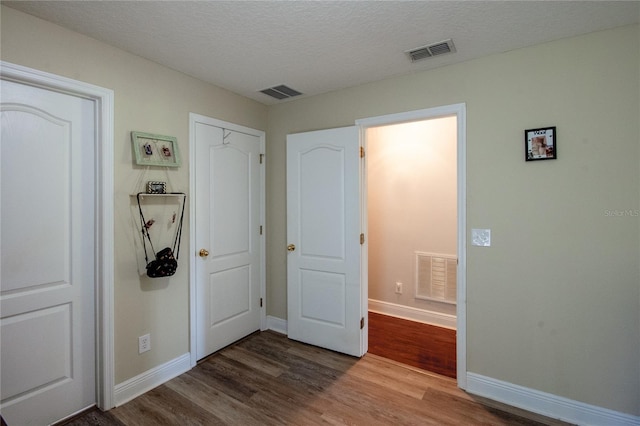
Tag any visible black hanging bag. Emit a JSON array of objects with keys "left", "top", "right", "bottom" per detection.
[
  {"left": 146, "top": 247, "right": 178, "bottom": 278},
  {"left": 137, "top": 193, "right": 186, "bottom": 278}
]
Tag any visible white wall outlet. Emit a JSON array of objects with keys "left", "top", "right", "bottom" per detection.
[
  {"left": 395, "top": 282, "right": 403, "bottom": 294},
  {"left": 138, "top": 333, "right": 151, "bottom": 354},
  {"left": 471, "top": 228, "right": 491, "bottom": 247}
]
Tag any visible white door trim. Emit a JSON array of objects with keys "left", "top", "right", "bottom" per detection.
[
  {"left": 188, "top": 113, "right": 266, "bottom": 367},
  {"left": 0, "top": 61, "right": 115, "bottom": 408},
  {"left": 355, "top": 102, "right": 467, "bottom": 390}
]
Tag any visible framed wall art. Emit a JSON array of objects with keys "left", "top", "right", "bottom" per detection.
[
  {"left": 146, "top": 181, "right": 167, "bottom": 194},
  {"left": 525, "top": 126, "right": 556, "bottom": 161},
  {"left": 131, "top": 131, "right": 181, "bottom": 167}
]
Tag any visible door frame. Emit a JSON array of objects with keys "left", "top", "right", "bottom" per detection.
[
  {"left": 0, "top": 61, "right": 116, "bottom": 408},
  {"left": 188, "top": 113, "right": 266, "bottom": 367},
  {"left": 355, "top": 103, "right": 467, "bottom": 389}
]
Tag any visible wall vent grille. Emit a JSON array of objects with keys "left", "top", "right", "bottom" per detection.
[
  {"left": 259, "top": 84, "right": 303, "bottom": 100},
  {"left": 415, "top": 252, "right": 457, "bottom": 304},
  {"left": 406, "top": 39, "right": 456, "bottom": 62}
]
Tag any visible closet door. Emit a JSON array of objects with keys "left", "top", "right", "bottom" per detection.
[
  {"left": 194, "top": 119, "right": 263, "bottom": 359},
  {"left": 1, "top": 79, "right": 96, "bottom": 425}
]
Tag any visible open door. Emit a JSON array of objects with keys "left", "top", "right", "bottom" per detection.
[{"left": 286, "top": 126, "right": 365, "bottom": 357}]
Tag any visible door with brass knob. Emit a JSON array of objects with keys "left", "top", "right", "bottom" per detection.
[
  {"left": 194, "top": 117, "right": 264, "bottom": 361},
  {"left": 286, "top": 125, "right": 362, "bottom": 357}
]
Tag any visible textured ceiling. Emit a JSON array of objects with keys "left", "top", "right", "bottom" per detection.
[{"left": 4, "top": 1, "right": 639, "bottom": 105}]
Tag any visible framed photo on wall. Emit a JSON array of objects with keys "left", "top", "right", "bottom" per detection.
[
  {"left": 131, "top": 131, "right": 181, "bottom": 167},
  {"left": 525, "top": 126, "right": 556, "bottom": 161}
]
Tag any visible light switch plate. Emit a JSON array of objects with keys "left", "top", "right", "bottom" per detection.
[{"left": 472, "top": 228, "right": 491, "bottom": 247}]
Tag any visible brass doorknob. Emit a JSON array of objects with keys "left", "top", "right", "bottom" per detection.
[
  {"left": 199, "top": 248, "right": 209, "bottom": 257},
  {"left": 287, "top": 244, "right": 296, "bottom": 252}
]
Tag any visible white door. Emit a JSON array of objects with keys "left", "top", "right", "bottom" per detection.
[
  {"left": 1, "top": 80, "right": 96, "bottom": 424},
  {"left": 194, "top": 119, "right": 263, "bottom": 360},
  {"left": 286, "top": 126, "right": 364, "bottom": 357}
]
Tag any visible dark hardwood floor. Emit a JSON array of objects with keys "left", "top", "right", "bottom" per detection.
[
  {"left": 63, "top": 331, "right": 570, "bottom": 426},
  {"left": 368, "top": 311, "right": 457, "bottom": 378}
]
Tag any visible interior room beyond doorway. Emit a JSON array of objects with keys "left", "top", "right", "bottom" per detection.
[{"left": 366, "top": 116, "right": 457, "bottom": 378}]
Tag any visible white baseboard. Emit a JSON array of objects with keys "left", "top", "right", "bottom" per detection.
[
  {"left": 114, "top": 353, "right": 191, "bottom": 407},
  {"left": 368, "top": 299, "right": 456, "bottom": 329},
  {"left": 267, "top": 315, "right": 287, "bottom": 335},
  {"left": 466, "top": 372, "right": 640, "bottom": 426},
  {"left": 266, "top": 303, "right": 455, "bottom": 333}
]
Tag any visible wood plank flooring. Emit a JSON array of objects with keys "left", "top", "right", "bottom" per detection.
[
  {"left": 62, "top": 331, "right": 571, "bottom": 426},
  {"left": 368, "top": 311, "right": 457, "bottom": 378}
]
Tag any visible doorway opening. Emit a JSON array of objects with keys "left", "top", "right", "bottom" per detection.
[
  {"left": 366, "top": 116, "right": 457, "bottom": 377},
  {"left": 357, "top": 105, "right": 466, "bottom": 384}
]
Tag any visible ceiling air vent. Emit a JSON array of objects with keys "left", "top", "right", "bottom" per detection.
[
  {"left": 406, "top": 39, "right": 456, "bottom": 62},
  {"left": 259, "top": 84, "right": 303, "bottom": 100}
]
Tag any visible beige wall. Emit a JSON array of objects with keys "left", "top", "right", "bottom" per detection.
[
  {"left": 0, "top": 6, "right": 268, "bottom": 384},
  {"left": 367, "top": 118, "right": 457, "bottom": 315},
  {"left": 267, "top": 25, "right": 640, "bottom": 415}
]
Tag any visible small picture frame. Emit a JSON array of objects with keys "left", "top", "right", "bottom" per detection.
[
  {"left": 525, "top": 126, "right": 556, "bottom": 161},
  {"left": 131, "top": 131, "right": 181, "bottom": 167},
  {"left": 146, "top": 181, "right": 166, "bottom": 194}
]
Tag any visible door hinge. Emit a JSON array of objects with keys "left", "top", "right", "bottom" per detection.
[
  {"left": 360, "top": 317, "right": 365, "bottom": 329},
  {"left": 260, "top": 297, "right": 263, "bottom": 308},
  {"left": 260, "top": 225, "right": 263, "bottom": 235},
  {"left": 360, "top": 233, "right": 365, "bottom": 245},
  {"left": 260, "top": 153, "right": 265, "bottom": 164},
  {"left": 360, "top": 146, "right": 365, "bottom": 158}
]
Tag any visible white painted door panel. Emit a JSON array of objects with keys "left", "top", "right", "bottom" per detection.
[
  {"left": 286, "top": 126, "right": 363, "bottom": 357},
  {"left": 195, "top": 121, "right": 261, "bottom": 360},
  {"left": 1, "top": 80, "right": 95, "bottom": 425}
]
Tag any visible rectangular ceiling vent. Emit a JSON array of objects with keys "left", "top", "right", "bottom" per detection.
[
  {"left": 259, "top": 84, "right": 303, "bottom": 100},
  {"left": 406, "top": 39, "right": 456, "bottom": 62}
]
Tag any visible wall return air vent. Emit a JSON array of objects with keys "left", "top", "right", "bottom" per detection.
[
  {"left": 259, "top": 84, "right": 303, "bottom": 100},
  {"left": 415, "top": 252, "right": 457, "bottom": 304},
  {"left": 406, "top": 39, "right": 456, "bottom": 62}
]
